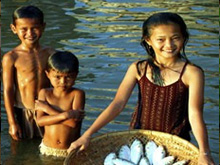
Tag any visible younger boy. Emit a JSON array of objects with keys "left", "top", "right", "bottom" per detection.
[
  {"left": 35, "top": 51, "right": 85, "bottom": 158},
  {"left": 2, "top": 5, "right": 55, "bottom": 140}
]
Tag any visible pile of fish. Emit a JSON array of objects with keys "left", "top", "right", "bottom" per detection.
[{"left": 104, "top": 139, "right": 188, "bottom": 165}]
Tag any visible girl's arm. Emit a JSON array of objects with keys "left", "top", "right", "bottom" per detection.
[
  {"left": 187, "top": 65, "right": 214, "bottom": 164},
  {"left": 68, "top": 62, "right": 138, "bottom": 153}
]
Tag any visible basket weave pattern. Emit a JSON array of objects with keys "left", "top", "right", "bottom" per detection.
[{"left": 64, "top": 130, "right": 199, "bottom": 165}]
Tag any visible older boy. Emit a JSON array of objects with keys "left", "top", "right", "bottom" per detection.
[{"left": 2, "top": 5, "right": 55, "bottom": 140}]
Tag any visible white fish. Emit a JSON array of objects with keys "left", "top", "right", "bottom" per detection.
[
  {"left": 112, "top": 158, "right": 135, "bottom": 165},
  {"left": 172, "top": 160, "right": 188, "bottom": 165},
  {"left": 152, "top": 145, "right": 166, "bottom": 165},
  {"left": 139, "top": 156, "right": 150, "bottom": 165},
  {"left": 158, "top": 156, "right": 175, "bottom": 165},
  {"left": 118, "top": 145, "right": 131, "bottom": 161},
  {"left": 145, "top": 140, "right": 157, "bottom": 165},
  {"left": 130, "top": 139, "right": 144, "bottom": 164},
  {"left": 104, "top": 152, "right": 116, "bottom": 165}
]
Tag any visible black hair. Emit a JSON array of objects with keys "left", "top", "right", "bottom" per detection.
[
  {"left": 139, "top": 12, "right": 190, "bottom": 85},
  {"left": 12, "top": 5, "right": 44, "bottom": 25},
  {"left": 47, "top": 51, "right": 79, "bottom": 73}
]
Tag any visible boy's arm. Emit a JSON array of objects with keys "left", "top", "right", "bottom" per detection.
[
  {"left": 2, "top": 52, "right": 22, "bottom": 140},
  {"left": 62, "top": 89, "right": 85, "bottom": 127},
  {"left": 36, "top": 89, "right": 73, "bottom": 126}
]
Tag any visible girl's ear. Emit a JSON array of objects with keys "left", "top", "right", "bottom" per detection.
[
  {"left": 10, "top": 24, "right": 17, "bottom": 34},
  {"left": 45, "top": 70, "right": 49, "bottom": 77},
  {"left": 145, "top": 38, "right": 151, "bottom": 46}
]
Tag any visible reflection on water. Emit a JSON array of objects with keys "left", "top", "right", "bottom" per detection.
[{"left": 1, "top": 0, "right": 219, "bottom": 164}]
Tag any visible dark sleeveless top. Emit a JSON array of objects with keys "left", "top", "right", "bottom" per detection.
[{"left": 130, "top": 61, "right": 191, "bottom": 140}]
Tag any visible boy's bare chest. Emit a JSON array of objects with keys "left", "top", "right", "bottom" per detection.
[
  {"left": 47, "top": 95, "right": 74, "bottom": 111},
  {"left": 14, "top": 52, "right": 49, "bottom": 78}
]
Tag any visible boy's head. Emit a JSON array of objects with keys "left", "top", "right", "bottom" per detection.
[
  {"left": 46, "top": 51, "right": 79, "bottom": 90},
  {"left": 12, "top": 5, "right": 44, "bottom": 25},
  {"left": 10, "top": 5, "right": 45, "bottom": 45},
  {"left": 47, "top": 51, "right": 79, "bottom": 73}
]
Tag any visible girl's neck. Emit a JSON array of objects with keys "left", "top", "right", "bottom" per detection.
[{"left": 155, "top": 56, "right": 180, "bottom": 68}]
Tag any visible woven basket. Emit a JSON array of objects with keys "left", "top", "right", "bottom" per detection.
[{"left": 64, "top": 130, "right": 199, "bottom": 165}]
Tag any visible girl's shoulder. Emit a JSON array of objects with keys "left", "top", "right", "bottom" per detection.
[
  {"left": 132, "top": 59, "right": 148, "bottom": 76},
  {"left": 183, "top": 62, "right": 204, "bottom": 85},
  {"left": 185, "top": 62, "right": 204, "bottom": 75}
]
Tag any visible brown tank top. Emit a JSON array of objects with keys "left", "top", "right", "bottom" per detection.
[{"left": 130, "top": 61, "right": 191, "bottom": 140}]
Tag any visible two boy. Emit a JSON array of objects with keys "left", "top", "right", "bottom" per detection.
[{"left": 2, "top": 5, "right": 84, "bottom": 157}]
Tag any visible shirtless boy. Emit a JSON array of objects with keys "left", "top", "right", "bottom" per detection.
[
  {"left": 35, "top": 51, "right": 85, "bottom": 157},
  {"left": 2, "top": 5, "right": 55, "bottom": 140}
]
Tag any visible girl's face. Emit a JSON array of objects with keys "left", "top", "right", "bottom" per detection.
[
  {"left": 146, "top": 23, "right": 184, "bottom": 61},
  {"left": 10, "top": 18, "right": 45, "bottom": 47},
  {"left": 46, "top": 69, "right": 77, "bottom": 91}
]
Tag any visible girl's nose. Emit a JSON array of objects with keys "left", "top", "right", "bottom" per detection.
[{"left": 165, "top": 39, "right": 174, "bottom": 48}]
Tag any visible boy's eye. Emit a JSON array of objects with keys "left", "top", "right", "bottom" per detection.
[{"left": 20, "top": 28, "right": 27, "bottom": 31}]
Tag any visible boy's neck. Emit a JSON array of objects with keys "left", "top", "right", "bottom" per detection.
[
  {"left": 52, "top": 88, "right": 71, "bottom": 98},
  {"left": 20, "top": 42, "right": 41, "bottom": 52}
]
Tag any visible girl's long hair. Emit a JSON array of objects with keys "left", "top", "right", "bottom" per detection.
[{"left": 138, "top": 12, "right": 190, "bottom": 86}]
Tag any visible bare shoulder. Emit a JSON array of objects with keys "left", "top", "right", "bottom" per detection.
[
  {"left": 72, "top": 88, "right": 85, "bottom": 97},
  {"left": 183, "top": 63, "right": 204, "bottom": 86},
  {"left": 38, "top": 88, "right": 49, "bottom": 96},
  {"left": 131, "top": 60, "right": 147, "bottom": 79},
  {"left": 2, "top": 50, "right": 17, "bottom": 65},
  {"left": 185, "top": 63, "right": 204, "bottom": 77},
  {"left": 41, "top": 46, "right": 56, "bottom": 56},
  {"left": 44, "top": 46, "right": 55, "bottom": 54}
]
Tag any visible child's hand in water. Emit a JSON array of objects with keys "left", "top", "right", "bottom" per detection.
[{"left": 67, "top": 109, "right": 85, "bottom": 120}]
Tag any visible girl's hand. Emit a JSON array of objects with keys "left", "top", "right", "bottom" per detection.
[
  {"left": 67, "top": 109, "right": 85, "bottom": 120},
  {"left": 198, "top": 152, "right": 215, "bottom": 165},
  {"left": 35, "top": 100, "right": 49, "bottom": 113},
  {"left": 67, "top": 134, "right": 91, "bottom": 154}
]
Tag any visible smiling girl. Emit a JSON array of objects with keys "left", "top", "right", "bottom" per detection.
[{"left": 68, "top": 12, "right": 214, "bottom": 164}]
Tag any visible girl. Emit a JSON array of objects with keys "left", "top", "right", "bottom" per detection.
[{"left": 67, "top": 12, "right": 214, "bottom": 164}]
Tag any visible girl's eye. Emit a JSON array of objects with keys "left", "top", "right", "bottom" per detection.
[
  {"left": 173, "top": 37, "right": 180, "bottom": 40},
  {"left": 55, "top": 76, "right": 60, "bottom": 79},
  {"left": 157, "top": 39, "right": 164, "bottom": 42}
]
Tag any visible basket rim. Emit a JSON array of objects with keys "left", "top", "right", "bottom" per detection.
[{"left": 64, "top": 129, "right": 199, "bottom": 165}]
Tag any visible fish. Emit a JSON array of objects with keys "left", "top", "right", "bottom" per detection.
[
  {"left": 172, "top": 160, "right": 188, "bottom": 165},
  {"left": 139, "top": 156, "right": 150, "bottom": 165},
  {"left": 104, "top": 152, "right": 116, "bottom": 165},
  {"left": 130, "top": 139, "right": 144, "bottom": 164},
  {"left": 118, "top": 145, "right": 131, "bottom": 161},
  {"left": 152, "top": 145, "right": 166, "bottom": 165},
  {"left": 145, "top": 140, "right": 157, "bottom": 165},
  {"left": 158, "top": 156, "right": 175, "bottom": 165},
  {"left": 112, "top": 158, "right": 135, "bottom": 165}
]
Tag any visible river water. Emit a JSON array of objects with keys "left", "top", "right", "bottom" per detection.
[{"left": 1, "top": 0, "right": 219, "bottom": 164}]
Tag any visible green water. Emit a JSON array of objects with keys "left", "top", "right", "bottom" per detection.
[{"left": 1, "top": 0, "right": 219, "bottom": 164}]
